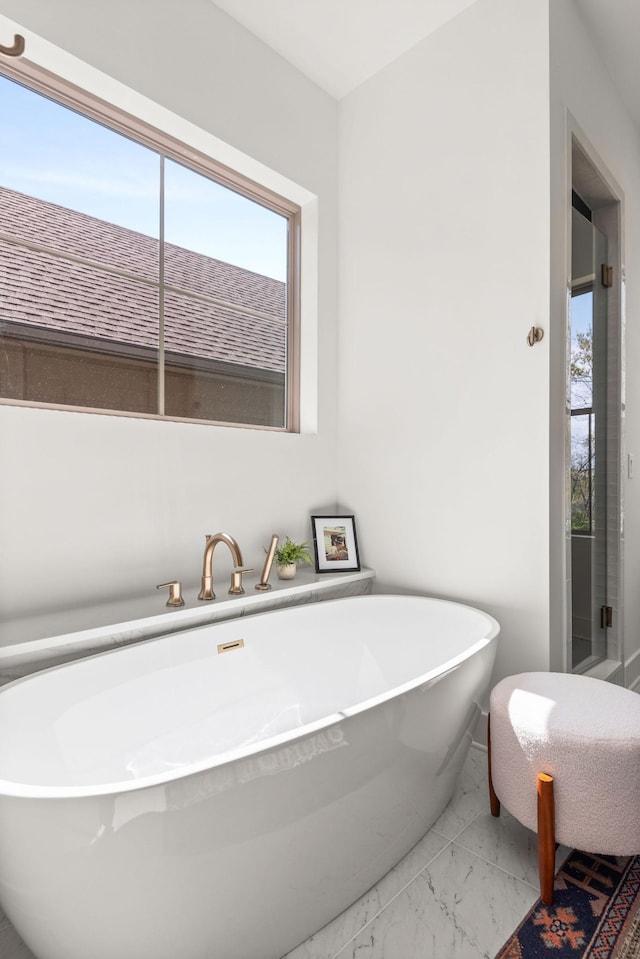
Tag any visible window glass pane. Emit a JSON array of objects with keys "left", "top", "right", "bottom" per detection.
[
  {"left": 163, "top": 160, "right": 288, "bottom": 427},
  {"left": 570, "top": 291, "right": 592, "bottom": 410},
  {"left": 570, "top": 290, "right": 594, "bottom": 534},
  {"left": 571, "top": 411, "right": 593, "bottom": 533}
]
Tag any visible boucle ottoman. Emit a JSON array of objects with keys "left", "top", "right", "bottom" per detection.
[{"left": 488, "top": 671, "right": 640, "bottom": 904}]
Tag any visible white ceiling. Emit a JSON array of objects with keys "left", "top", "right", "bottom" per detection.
[
  {"left": 211, "top": 0, "right": 640, "bottom": 128},
  {"left": 210, "top": 0, "right": 480, "bottom": 99}
]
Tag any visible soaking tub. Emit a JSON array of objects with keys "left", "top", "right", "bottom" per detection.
[{"left": 0, "top": 594, "right": 499, "bottom": 959}]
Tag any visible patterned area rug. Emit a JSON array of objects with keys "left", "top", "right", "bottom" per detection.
[{"left": 495, "top": 852, "right": 640, "bottom": 958}]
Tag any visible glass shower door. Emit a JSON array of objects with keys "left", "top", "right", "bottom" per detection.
[{"left": 570, "top": 210, "right": 608, "bottom": 671}]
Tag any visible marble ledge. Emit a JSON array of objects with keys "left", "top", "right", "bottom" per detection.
[{"left": 0, "top": 568, "right": 375, "bottom": 685}]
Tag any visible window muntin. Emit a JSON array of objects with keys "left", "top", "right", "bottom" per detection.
[{"left": 0, "top": 62, "right": 300, "bottom": 430}]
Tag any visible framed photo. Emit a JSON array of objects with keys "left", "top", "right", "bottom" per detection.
[{"left": 311, "top": 515, "right": 360, "bottom": 573}]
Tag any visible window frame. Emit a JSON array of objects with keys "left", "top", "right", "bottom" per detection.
[{"left": 0, "top": 56, "right": 301, "bottom": 432}]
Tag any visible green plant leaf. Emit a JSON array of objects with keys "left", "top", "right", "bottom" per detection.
[{"left": 274, "top": 536, "right": 313, "bottom": 566}]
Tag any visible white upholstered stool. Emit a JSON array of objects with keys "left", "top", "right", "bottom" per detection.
[{"left": 488, "top": 671, "right": 640, "bottom": 904}]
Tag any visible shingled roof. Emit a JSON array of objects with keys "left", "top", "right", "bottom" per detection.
[{"left": 0, "top": 187, "right": 287, "bottom": 375}]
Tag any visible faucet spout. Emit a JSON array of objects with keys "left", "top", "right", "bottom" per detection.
[{"left": 198, "top": 532, "right": 244, "bottom": 601}]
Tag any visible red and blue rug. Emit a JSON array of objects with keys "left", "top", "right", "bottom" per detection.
[{"left": 496, "top": 851, "right": 640, "bottom": 958}]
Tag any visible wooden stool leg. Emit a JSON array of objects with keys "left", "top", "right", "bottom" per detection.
[
  {"left": 487, "top": 714, "right": 500, "bottom": 817},
  {"left": 537, "top": 773, "right": 555, "bottom": 905}
]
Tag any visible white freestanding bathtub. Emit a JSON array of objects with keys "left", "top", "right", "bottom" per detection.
[{"left": 0, "top": 594, "right": 499, "bottom": 959}]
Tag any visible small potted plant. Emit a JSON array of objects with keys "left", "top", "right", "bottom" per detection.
[{"left": 274, "top": 536, "right": 313, "bottom": 580}]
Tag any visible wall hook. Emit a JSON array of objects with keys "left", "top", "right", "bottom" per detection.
[
  {"left": 527, "top": 326, "right": 544, "bottom": 347},
  {"left": 0, "top": 34, "right": 25, "bottom": 58}
]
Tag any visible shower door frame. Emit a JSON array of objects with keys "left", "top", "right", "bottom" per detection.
[{"left": 566, "top": 129, "right": 624, "bottom": 678}]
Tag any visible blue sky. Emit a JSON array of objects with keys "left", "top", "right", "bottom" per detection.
[{"left": 0, "top": 74, "right": 287, "bottom": 280}]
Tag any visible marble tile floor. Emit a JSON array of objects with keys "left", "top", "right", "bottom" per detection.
[
  {"left": 284, "top": 745, "right": 570, "bottom": 959},
  {"left": 0, "top": 745, "right": 568, "bottom": 959}
]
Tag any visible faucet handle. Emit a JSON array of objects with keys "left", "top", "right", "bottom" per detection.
[
  {"left": 229, "top": 567, "right": 254, "bottom": 596},
  {"left": 157, "top": 581, "right": 185, "bottom": 607}
]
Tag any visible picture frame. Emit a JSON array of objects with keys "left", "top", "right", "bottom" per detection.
[{"left": 311, "top": 515, "right": 360, "bottom": 573}]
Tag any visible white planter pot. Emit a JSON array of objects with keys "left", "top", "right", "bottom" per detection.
[{"left": 276, "top": 564, "right": 297, "bottom": 580}]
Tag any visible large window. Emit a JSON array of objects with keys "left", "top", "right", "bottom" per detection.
[{"left": 0, "top": 60, "right": 300, "bottom": 430}]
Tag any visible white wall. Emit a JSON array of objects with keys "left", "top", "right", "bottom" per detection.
[
  {"left": 0, "top": 0, "right": 339, "bottom": 628},
  {"left": 3, "top": 0, "right": 639, "bottom": 693},
  {"left": 550, "top": 0, "right": 640, "bottom": 688},
  {"left": 336, "top": 0, "right": 552, "bottom": 684}
]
